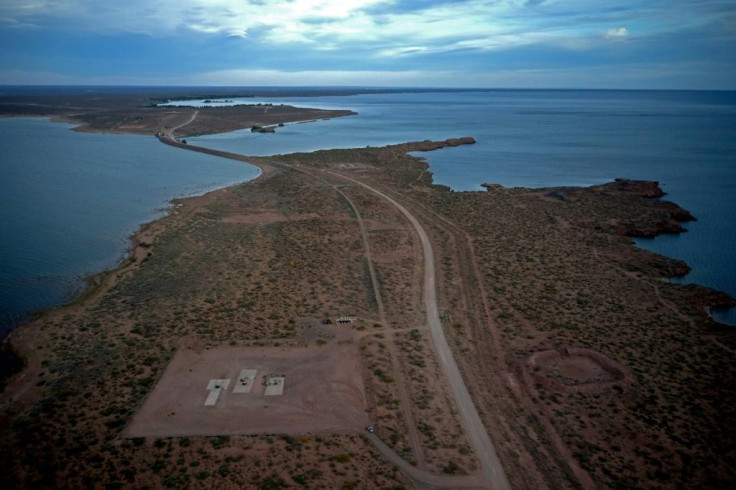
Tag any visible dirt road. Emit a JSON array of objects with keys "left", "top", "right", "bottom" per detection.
[
  {"left": 334, "top": 185, "right": 427, "bottom": 467},
  {"left": 366, "top": 433, "right": 487, "bottom": 489},
  {"left": 332, "top": 172, "right": 511, "bottom": 490},
  {"left": 157, "top": 134, "right": 510, "bottom": 488},
  {"left": 162, "top": 109, "right": 198, "bottom": 140}
]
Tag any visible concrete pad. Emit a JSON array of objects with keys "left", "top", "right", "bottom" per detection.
[
  {"left": 264, "top": 376, "right": 285, "bottom": 396},
  {"left": 205, "top": 379, "right": 230, "bottom": 406},
  {"left": 233, "top": 369, "right": 258, "bottom": 394},
  {"left": 124, "top": 341, "right": 368, "bottom": 437}
]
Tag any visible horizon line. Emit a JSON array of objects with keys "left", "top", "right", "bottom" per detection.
[{"left": 1, "top": 85, "right": 734, "bottom": 93}]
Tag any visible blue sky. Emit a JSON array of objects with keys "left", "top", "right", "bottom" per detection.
[{"left": 1, "top": 0, "right": 734, "bottom": 88}]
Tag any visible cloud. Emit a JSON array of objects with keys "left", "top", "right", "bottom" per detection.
[
  {"left": 3, "top": 59, "right": 735, "bottom": 90},
  {"left": 605, "top": 27, "right": 629, "bottom": 39},
  {"left": 182, "top": 64, "right": 709, "bottom": 89},
  {"left": 1, "top": 0, "right": 718, "bottom": 53},
  {"left": 187, "top": 68, "right": 431, "bottom": 86},
  {"left": 0, "top": 69, "right": 78, "bottom": 85},
  {"left": 0, "top": 0, "right": 736, "bottom": 74},
  {"left": 0, "top": 0, "right": 393, "bottom": 39},
  {"left": 0, "top": 16, "right": 38, "bottom": 29},
  {"left": 0, "top": 67, "right": 441, "bottom": 87}
]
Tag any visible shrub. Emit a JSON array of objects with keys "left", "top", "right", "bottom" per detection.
[{"left": 334, "top": 452, "right": 351, "bottom": 463}]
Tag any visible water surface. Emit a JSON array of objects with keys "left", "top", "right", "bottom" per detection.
[
  {"left": 0, "top": 118, "right": 259, "bottom": 332},
  {"left": 3, "top": 90, "right": 734, "bottom": 331},
  {"left": 186, "top": 90, "right": 736, "bottom": 324}
]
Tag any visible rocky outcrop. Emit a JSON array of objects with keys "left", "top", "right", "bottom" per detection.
[
  {"left": 622, "top": 219, "right": 687, "bottom": 237},
  {"left": 681, "top": 284, "right": 736, "bottom": 310},
  {"left": 590, "top": 179, "right": 697, "bottom": 237},
  {"left": 403, "top": 137, "right": 476, "bottom": 152},
  {"left": 444, "top": 137, "right": 476, "bottom": 147},
  {"left": 251, "top": 125, "right": 276, "bottom": 133},
  {"left": 601, "top": 179, "right": 696, "bottom": 223},
  {"left": 598, "top": 178, "right": 667, "bottom": 198},
  {"left": 654, "top": 203, "right": 696, "bottom": 223},
  {"left": 662, "top": 259, "right": 691, "bottom": 278}
]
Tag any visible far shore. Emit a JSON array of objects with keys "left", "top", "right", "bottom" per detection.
[{"left": 2, "top": 90, "right": 736, "bottom": 489}]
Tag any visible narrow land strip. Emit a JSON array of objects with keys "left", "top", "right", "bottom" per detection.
[
  {"left": 329, "top": 171, "right": 511, "bottom": 490},
  {"left": 331, "top": 185, "right": 427, "bottom": 468},
  {"left": 158, "top": 134, "right": 506, "bottom": 487},
  {"left": 271, "top": 161, "right": 428, "bottom": 468},
  {"left": 166, "top": 109, "right": 198, "bottom": 139}
]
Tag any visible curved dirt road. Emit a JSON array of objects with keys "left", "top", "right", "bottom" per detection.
[
  {"left": 157, "top": 133, "right": 510, "bottom": 488},
  {"left": 332, "top": 172, "right": 511, "bottom": 490},
  {"left": 163, "top": 109, "right": 198, "bottom": 140},
  {"left": 367, "top": 433, "right": 486, "bottom": 489}
]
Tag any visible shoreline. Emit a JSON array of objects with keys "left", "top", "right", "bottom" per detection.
[
  {"left": 3, "top": 111, "right": 735, "bottom": 395},
  {"left": 0, "top": 116, "right": 271, "bottom": 390},
  {"left": 3, "top": 90, "right": 736, "bottom": 488},
  {"left": 2, "top": 124, "right": 735, "bottom": 487},
  {"left": 1, "top": 107, "right": 345, "bottom": 328},
  {"left": 4, "top": 119, "right": 735, "bottom": 393},
  {"left": 0, "top": 165, "right": 270, "bottom": 397}
]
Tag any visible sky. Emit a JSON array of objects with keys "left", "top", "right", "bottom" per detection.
[{"left": 0, "top": 0, "right": 735, "bottom": 89}]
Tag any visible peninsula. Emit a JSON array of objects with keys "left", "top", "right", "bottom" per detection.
[
  {"left": 0, "top": 87, "right": 356, "bottom": 136},
  {"left": 1, "top": 92, "right": 735, "bottom": 489}
]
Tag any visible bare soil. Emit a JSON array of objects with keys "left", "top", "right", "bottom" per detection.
[
  {"left": 2, "top": 94, "right": 735, "bottom": 489},
  {"left": 125, "top": 330, "right": 368, "bottom": 438},
  {"left": 527, "top": 348, "right": 630, "bottom": 393}
]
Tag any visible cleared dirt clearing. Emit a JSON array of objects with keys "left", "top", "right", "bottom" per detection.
[{"left": 124, "top": 339, "right": 368, "bottom": 438}]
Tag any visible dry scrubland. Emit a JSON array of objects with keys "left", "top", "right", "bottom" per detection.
[
  {"left": 270, "top": 143, "right": 736, "bottom": 488},
  {"left": 67, "top": 105, "right": 355, "bottom": 137},
  {"left": 1, "top": 161, "right": 414, "bottom": 489},
  {"left": 1, "top": 130, "right": 735, "bottom": 489},
  {"left": 0, "top": 91, "right": 355, "bottom": 137}
]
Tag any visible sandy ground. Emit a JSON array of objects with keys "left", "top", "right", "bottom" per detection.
[{"left": 125, "top": 332, "right": 368, "bottom": 438}]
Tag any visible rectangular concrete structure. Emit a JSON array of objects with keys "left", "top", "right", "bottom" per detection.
[
  {"left": 232, "top": 369, "right": 258, "bottom": 394},
  {"left": 123, "top": 341, "right": 368, "bottom": 438},
  {"left": 264, "top": 376, "right": 285, "bottom": 396},
  {"left": 205, "top": 379, "right": 230, "bottom": 406}
]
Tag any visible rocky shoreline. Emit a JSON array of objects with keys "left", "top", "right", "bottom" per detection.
[{"left": 2, "top": 119, "right": 735, "bottom": 487}]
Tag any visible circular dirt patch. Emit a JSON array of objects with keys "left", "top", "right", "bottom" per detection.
[
  {"left": 528, "top": 347, "right": 631, "bottom": 393},
  {"left": 554, "top": 356, "right": 610, "bottom": 383}
]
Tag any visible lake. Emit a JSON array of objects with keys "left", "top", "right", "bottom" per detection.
[
  {"left": 2, "top": 89, "right": 734, "bottom": 333},
  {"left": 181, "top": 90, "right": 736, "bottom": 325},
  {"left": 0, "top": 118, "right": 260, "bottom": 333}
]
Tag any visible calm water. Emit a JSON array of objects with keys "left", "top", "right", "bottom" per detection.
[
  {"left": 0, "top": 118, "right": 260, "bottom": 332},
  {"left": 183, "top": 91, "right": 736, "bottom": 325},
  {"left": 2, "top": 91, "right": 734, "bottom": 333}
]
